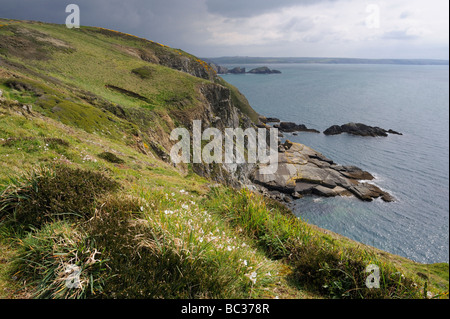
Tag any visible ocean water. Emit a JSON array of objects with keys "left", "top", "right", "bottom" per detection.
[{"left": 221, "top": 63, "right": 449, "bottom": 264}]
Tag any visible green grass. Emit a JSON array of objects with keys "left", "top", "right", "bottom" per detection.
[{"left": 201, "top": 187, "right": 447, "bottom": 299}]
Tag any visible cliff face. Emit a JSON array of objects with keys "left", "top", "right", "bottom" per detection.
[{"left": 194, "top": 83, "right": 256, "bottom": 186}]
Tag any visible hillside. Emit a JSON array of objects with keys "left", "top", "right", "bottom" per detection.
[{"left": 0, "top": 19, "right": 448, "bottom": 299}]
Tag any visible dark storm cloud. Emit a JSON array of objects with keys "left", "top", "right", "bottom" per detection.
[
  {"left": 205, "top": 0, "right": 336, "bottom": 18},
  {"left": 0, "top": 0, "right": 208, "bottom": 48},
  {"left": 0, "top": 0, "right": 68, "bottom": 23},
  {"left": 0, "top": 0, "right": 172, "bottom": 28}
]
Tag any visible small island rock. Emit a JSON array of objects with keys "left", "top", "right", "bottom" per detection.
[{"left": 324, "top": 123, "right": 402, "bottom": 137}]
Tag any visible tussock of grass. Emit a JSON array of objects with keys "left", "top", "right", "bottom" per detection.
[
  {"left": 10, "top": 221, "right": 107, "bottom": 299},
  {"left": 131, "top": 66, "right": 153, "bottom": 79}
]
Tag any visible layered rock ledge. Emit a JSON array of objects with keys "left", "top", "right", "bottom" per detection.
[{"left": 251, "top": 140, "right": 394, "bottom": 202}]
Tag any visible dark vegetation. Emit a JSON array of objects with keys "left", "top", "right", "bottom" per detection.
[
  {"left": 98, "top": 151, "right": 125, "bottom": 164},
  {"left": 0, "top": 165, "right": 119, "bottom": 228}
]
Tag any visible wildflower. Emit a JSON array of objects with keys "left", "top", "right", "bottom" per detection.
[
  {"left": 247, "top": 272, "right": 257, "bottom": 284},
  {"left": 164, "top": 210, "right": 175, "bottom": 215},
  {"left": 243, "top": 260, "right": 248, "bottom": 266}
]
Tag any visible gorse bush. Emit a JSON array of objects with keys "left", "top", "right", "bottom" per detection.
[{"left": 0, "top": 165, "right": 120, "bottom": 228}]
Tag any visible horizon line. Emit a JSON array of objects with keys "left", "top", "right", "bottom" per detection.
[{"left": 205, "top": 56, "right": 449, "bottom": 62}]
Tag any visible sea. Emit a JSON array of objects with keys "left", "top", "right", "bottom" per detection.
[{"left": 220, "top": 63, "right": 449, "bottom": 264}]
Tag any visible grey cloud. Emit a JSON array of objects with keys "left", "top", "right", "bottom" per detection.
[
  {"left": 205, "top": 0, "right": 336, "bottom": 18},
  {"left": 282, "top": 17, "right": 315, "bottom": 32},
  {"left": 382, "top": 30, "right": 419, "bottom": 40}
]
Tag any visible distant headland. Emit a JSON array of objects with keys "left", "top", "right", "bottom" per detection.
[{"left": 211, "top": 65, "right": 282, "bottom": 75}]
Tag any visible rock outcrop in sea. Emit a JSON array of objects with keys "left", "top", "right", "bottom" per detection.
[
  {"left": 273, "top": 122, "right": 320, "bottom": 133},
  {"left": 324, "top": 122, "right": 402, "bottom": 137},
  {"left": 248, "top": 66, "right": 281, "bottom": 74},
  {"left": 228, "top": 67, "right": 246, "bottom": 74},
  {"left": 251, "top": 140, "right": 394, "bottom": 202}
]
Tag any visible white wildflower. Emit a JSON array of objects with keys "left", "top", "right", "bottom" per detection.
[{"left": 247, "top": 272, "right": 257, "bottom": 284}]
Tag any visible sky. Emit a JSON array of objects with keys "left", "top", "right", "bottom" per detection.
[{"left": 0, "top": 0, "right": 448, "bottom": 59}]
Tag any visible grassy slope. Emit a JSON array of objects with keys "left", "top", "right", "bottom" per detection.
[{"left": 0, "top": 19, "right": 447, "bottom": 299}]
